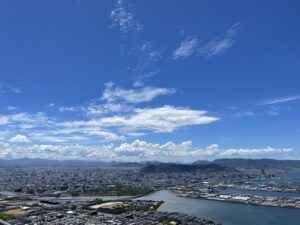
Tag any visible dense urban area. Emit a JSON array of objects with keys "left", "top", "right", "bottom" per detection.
[{"left": 0, "top": 159, "right": 300, "bottom": 224}]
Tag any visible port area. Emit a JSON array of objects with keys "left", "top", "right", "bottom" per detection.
[{"left": 172, "top": 188, "right": 300, "bottom": 209}]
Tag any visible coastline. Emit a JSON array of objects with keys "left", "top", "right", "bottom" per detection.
[{"left": 174, "top": 192, "right": 300, "bottom": 209}]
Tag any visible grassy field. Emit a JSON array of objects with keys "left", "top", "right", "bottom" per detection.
[
  {"left": 0, "top": 212, "right": 14, "bottom": 221},
  {"left": 89, "top": 201, "right": 126, "bottom": 210}
]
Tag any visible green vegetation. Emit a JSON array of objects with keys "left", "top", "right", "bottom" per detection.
[
  {"left": 72, "top": 184, "right": 153, "bottom": 196},
  {"left": 141, "top": 163, "right": 228, "bottom": 173},
  {"left": 0, "top": 213, "right": 14, "bottom": 221}
]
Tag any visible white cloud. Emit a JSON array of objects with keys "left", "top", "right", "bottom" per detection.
[
  {"left": 0, "top": 140, "right": 216, "bottom": 160},
  {"left": 126, "top": 132, "right": 146, "bottom": 137},
  {"left": 59, "top": 103, "right": 130, "bottom": 117},
  {"left": 9, "top": 134, "right": 31, "bottom": 143},
  {"left": 63, "top": 105, "right": 219, "bottom": 133},
  {"left": 0, "top": 82, "right": 219, "bottom": 145},
  {"left": 199, "top": 23, "right": 240, "bottom": 57},
  {"left": 0, "top": 142, "right": 11, "bottom": 158},
  {"left": 114, "top": 140, "right": 219, "bottom": 158},
  {"left": 59, "top": 106, "right": 83, "bottom": 112},
  {"left": 80, "top": 130, "right": 125, "bottom": 141},
  {"left": 113, "top": 141, "right": 293, "bottom": 161},
  {"left": 173, "top": 36, "right": 199, "bottom": 59},
  {"left": 85, "top": 103, "right": 131, "bottom": 117},
  {"left": 101, "top": 82, "right": 176, "bottom": 104},
  {"left": 260, "top": 95, "right": 300, "bottom": 105},
  {"left": 219, "top": 146, "right": 293, "bottom": 156},
  {"left": 0, "top": 140, "right": 293, "bottom": 161},
  {"left": 0, "top": 131, "right": 11, "bottom": 141},
  {"left": 110, "top": 0, "right": 142, "bottom": 33},
  {"left": 48, "top": 103, "right": 55, "bottom": 107},
  {"left": 7, "top": 106, "right": 18, "bottom": 111},
  {"left": 33, "top": 135, "right": 67, "bottom": 143},
  {"left": 59, "top": 82, "right": 174, "bottom": 116},
  {"left": 1, "top": 143, "right": 116, "bottom": 160},
  {"left": 0, "top": 116, "right": 9, "bottom": 125},
  {"left": 30, "top": 132, "right": 90, "bottom": 143},
  {"left": 46, "top": 125, "right": 125, "bottom": 142},
  {"left": 0, "top": 112, "right": 49, "bottom": 129}
]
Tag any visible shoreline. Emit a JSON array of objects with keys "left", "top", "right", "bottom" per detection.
[{"left": 174, "top": 192, "right": 300, "bottom": 209}]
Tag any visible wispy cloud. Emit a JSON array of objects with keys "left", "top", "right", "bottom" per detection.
[
  {"left": 7, "top": 106, "right": 18, "bottom": 111},
  {"left": 199, "top": 23, "right": 241, "bottom": 57},
  {"left": 173, "top": 36, "right": 200, "bottom": 59},
  {"left": 173, "top": 23, "right": 240, "bottom": 60},
  {"left": 265, "top": 106, "right": 282, "bottom": 116},
  {"left": 101, "top": 82, "right": 176, "bottom": 104},
  {"left": 260, "top": 95, "right": 300, "bottom": 105},
  {"left": 232, "top": 111, "right": 256, "bottom": 118},
  {"left": 0, "top": 82, "right": 22, "bottom": 96},
  {"left": 133, "top": 71, "right": 159, "bottom": 87},
  {"left": 59, "top": 106, "right": 84, "bottom": 112},
  {"left": 110, "top": 0, "right": 142, "bottom": 33},
  {"left": 109, "top": 1, "right": 163, "bottom": 90},
  {"left": 0, "top": 112, "right": 49, "bottom": 128},
  {"left": 148, "top": 50, "right": 163, "bottom": 62}
]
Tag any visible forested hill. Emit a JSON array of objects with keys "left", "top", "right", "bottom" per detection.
[
  {"left": 210, "top": 158, "right": 300, "bottom": 169},
  {"left": 140, "top": 163, "right": 231, "bottom": 173}
]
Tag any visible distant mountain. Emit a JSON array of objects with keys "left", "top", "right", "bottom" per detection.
[
  {"left": 2, "top": 158, "right": 299, "bottom": 170},
  {"left": 211, "top": 158, "right": 300, "bottom": 169},
  {"left": 140, "top": 163, "right": 230, "bottom": 173},
  {"left": 0, "top": 158, "right": 110, "bottom": 168},
  {"left": 111, "top": 161, "right": 161, "bottom": 168},
  {"left": 192, "top": 160, "right": 211, "bottom": 165},
  {"left": 0, "top": 158, "right": 161, "bottom": 168},
  {"left": 112, "top": 162, "right": 144, "bottom": 168}
]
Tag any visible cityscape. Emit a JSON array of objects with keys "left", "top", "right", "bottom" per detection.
[
  {"left": 0, "top": 160, "right": 300, "bottom": 224},
  {"left": 0, "top": 0, "right": 300, "bottom": 224}
]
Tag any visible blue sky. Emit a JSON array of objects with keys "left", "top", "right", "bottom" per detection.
[{"left": 0, "top": 0, "right": 299, "bottom": 161}]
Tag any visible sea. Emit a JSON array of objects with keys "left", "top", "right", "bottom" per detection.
[
  {"left": 137, "top": 171, "right": 300, "bottom": 225},
  {"left": 138, "top": 190, "right": 300, "bottom": 225}
]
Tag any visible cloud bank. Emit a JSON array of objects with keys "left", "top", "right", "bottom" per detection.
[{"left": 0, "top": 140, "right": 292, "bottom": 161}]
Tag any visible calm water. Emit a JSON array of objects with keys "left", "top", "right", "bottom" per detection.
[
  {"left": 138, "top": 190, "right": 300, "bottom": 225},
  {"left": 220, "top": 188, "right": 300, "bottom": 199},
  {"left": 253, "top": 171, "right": 300, "bottom": 186},
  {"left": 279, "top": 172, "right": 300, "bottom": 185}
]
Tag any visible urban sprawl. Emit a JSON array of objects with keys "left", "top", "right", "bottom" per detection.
[{"left": 0, "top": 164, "right": 299, "bottom": 225}]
